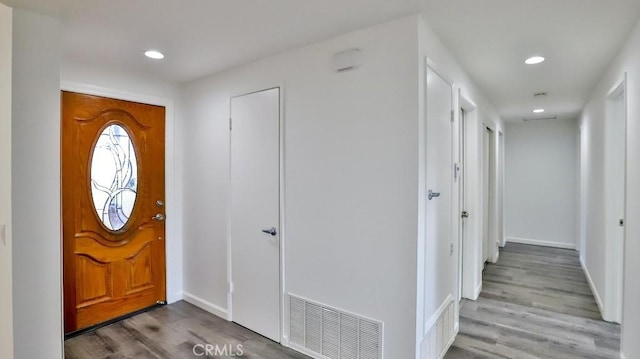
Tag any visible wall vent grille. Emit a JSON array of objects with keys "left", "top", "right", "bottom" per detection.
[
  {"left": 421, "top": 298, "right": 456, "bottom": 359},
  {"left": 289, "top": 294, "right": 383, "bottom": 359}
]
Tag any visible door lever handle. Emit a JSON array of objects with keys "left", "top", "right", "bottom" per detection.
[
  {"left": 152, "top": 213, "right": 165, "bottom": 221},
  {"left": 428, "top": 190, "right": 441, "bottom": 200},
  {"left": 262, "top": 227, "right": 277, "bottom": 236}
]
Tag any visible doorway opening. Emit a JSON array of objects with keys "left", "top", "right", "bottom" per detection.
[
  {"left": 482, "top": 126, "right": 497, "bottom": 268},
  {"left": 458, "top": 107, "right": 466, "bottom": 303},
  {"left": 458, "top": 93, "right": 481, "bottom": 301},
  {"left": 604, "top": 76, "right": 627, "bottom": 323}
]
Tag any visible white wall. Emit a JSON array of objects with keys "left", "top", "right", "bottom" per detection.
[
  {"left": 580, "top": 17, "right": 640, "bottom": 359},
  {"left": 0, "top": 3, "right": 13, "bottom": 359},
  {"left": 182, "top": 16, "right": 420, "bottom": 359},
  {"left": 504, "top": 119, "right": 579, "bottom": 249},
  {"left": 60, "top": 61, "right": 185, "bottom": 304},
  {"left": 12, "top": 9, "right": 63, "bottom": 358}
]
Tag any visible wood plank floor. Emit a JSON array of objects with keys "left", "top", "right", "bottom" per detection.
[
  {"left": 64, "top": 301, "right": 310, "bottom": 359},
  {"left": 446, "top": 243, "right": 621, "bottom": 359}
]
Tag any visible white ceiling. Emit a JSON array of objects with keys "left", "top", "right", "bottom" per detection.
[
  {"left": 1, "top": 0, "right": 420, "bottom": 83},
  {"left": 2, "top": 0, "right": 640, "bottom": 122},
  {"left": 422, "top": 0, "right": 640, "bottom": 121}
]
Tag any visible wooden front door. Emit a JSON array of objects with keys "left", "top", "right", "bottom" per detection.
[{"left": 62, "top": 91, "right": 166, "bottom": 334}]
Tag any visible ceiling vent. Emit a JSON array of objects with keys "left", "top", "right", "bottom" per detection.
[
  {"left": 523, "top": 116, "right": 557, "bottom": 122},
  {"left": 289, "top": 294, "right": 383, "bottom": 359}
]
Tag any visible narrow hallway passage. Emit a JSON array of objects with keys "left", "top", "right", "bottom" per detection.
[{"left": 446, "top": 243, "right": 620, "bottom": 358}]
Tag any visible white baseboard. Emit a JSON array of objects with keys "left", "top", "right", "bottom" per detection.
[
  {"left": 580, "top": 256, "right": 605, "bottom": 317},
  {"left": 507, "top": 237, "right": 576, "bottom": 250},
  {"left": 182, "top": 291, "right": 228, "bottom": 320},
  {"left": 288, "top": 343, "right": 326, "bottom": 359},
  {"left": 492, "top": 245, "right": 500, "bottom": 263},
  {"left": 472, "top": 281, "right": 482, "bottom": 300},
  {"left": 167, "top": 291, "right": 183, "bottom": 304}
]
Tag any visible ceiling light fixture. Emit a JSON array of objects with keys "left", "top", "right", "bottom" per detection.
[
  {"left": 525, "top": 56, "right": 545, "bottom": 65},
  {"left": 144, "top": 50, "right": 165, "bottom": 60},
  {"left": 533, "top": 109, "right": 545, "bottom": 113}
]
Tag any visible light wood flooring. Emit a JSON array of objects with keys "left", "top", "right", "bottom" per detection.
[
  {"left": 64, "top": 301, "right": 310, "bottom": 359},
  {"left": 446, "top": 243, "right": 621, "bottom": 358}
]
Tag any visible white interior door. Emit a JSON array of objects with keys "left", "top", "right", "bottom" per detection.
[
  {"left": 230, "top": 88, "right": 281, "bottom": 342},
  {"left": 425, "top": 65, "right": 454, "bottom": 318}
]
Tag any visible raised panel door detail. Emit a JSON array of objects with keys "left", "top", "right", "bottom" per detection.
[
  {"left": 75, "top": 255, "right": 111, "bottom": 307},
  {"left": 126, "top": 244, "right": 154, "bottom": 294}
]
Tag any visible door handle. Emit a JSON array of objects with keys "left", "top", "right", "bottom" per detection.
[
  {"left": 152, "top": 213, "right": 165, "bottom": 221},
  {"left": 461, "top": 211, "right": 469, "bottom": 218},
  {"left": 428, "top": 190, "right": 441, "bottom": 200},
  {"left": 261, "top": 227, "right": 277, "bottom": 236}
]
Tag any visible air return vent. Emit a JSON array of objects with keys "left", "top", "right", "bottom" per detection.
[
  {"left": 523, "top": 115, "right": 557, "bottom": 122},
  {"left": 289, "top": 295, "right": 383, "bottom": 359}
]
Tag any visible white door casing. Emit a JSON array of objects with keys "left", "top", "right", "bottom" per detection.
[
  {"left": 458, "top": 108, "right": 465, "bottom": 302},
  {"left": 604, "top": 78, "right": 626, "bottom": 323},
  {"left": 230, "top": 88, "right": 281, "bottom": 342},
  {"left": 483, "top": 128, "right": 490, "bottom": 265}
]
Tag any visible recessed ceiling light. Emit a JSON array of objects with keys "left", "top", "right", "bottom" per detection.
[
  {"left": 525, "top": 56, "right": 545, "bottom": 65},
  {"left": 533, "top": 109, "right": 545, "bottom": 113},
  {"left": 144, "top": 50, "right": 164, "bottom": 60}
]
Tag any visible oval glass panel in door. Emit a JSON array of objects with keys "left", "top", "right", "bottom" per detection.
[{"left": 90, "top": 124, "right": 138, "bottom": 231}]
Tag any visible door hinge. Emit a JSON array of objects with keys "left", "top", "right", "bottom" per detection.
[
  {"left": 451, "top": 110, "right": 454, "bottom": 122},
  {"left": 229, "top": 118, "right": 232, "bottom": 131}
]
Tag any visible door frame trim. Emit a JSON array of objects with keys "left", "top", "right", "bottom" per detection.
[
  {"left": 603, "top": 74, "right": 627, "bottom": 324},
  {"left": 458, "top": 91, "right": 480, "bottom": 302},
  {"left": 227, "top": 86, "right": 285, "bottom": 344},
  {"left": 59, "top": 81, "right": 182, "bottom": 313}
]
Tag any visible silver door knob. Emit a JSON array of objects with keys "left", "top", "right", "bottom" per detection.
[
  {"left": 428, "top": 190, "right": 441, "bottom": 200},
  {"left": 152, "top": 213, "right": 165, "bottom": 221},
  {"left": 261, "top": 227, "right": 277, "bottom": 236}
]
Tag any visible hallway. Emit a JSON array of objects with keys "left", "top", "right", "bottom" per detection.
[{"left": 447, "top": 243, "right": 620, "bottom": 358}]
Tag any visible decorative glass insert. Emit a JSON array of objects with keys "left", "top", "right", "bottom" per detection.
[{"left": 90, "top": 124, "right": 138, "bottom": 231}]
